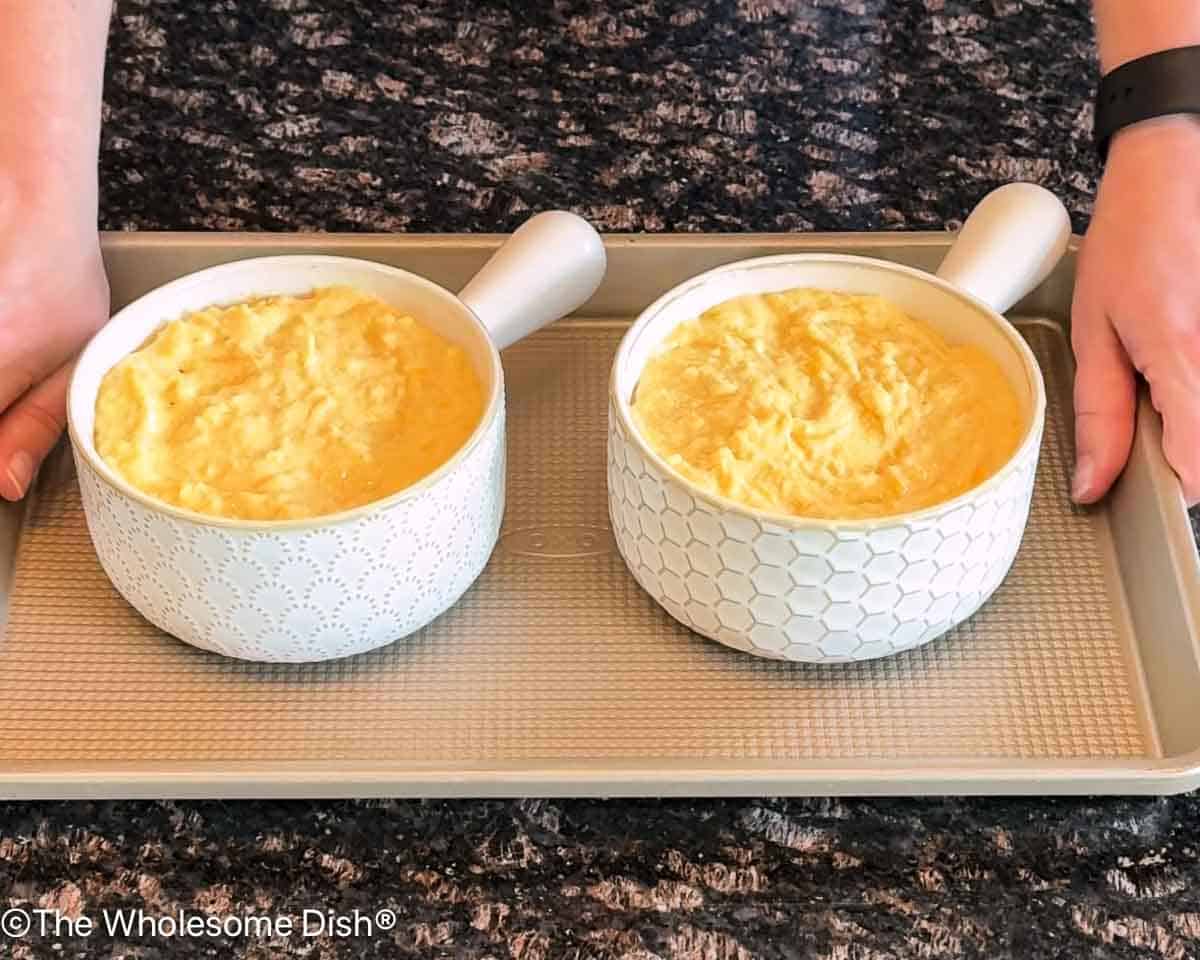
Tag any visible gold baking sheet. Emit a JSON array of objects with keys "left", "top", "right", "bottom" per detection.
[{"left": 0, "top": 233, "right": 1196, "bottom": 798}]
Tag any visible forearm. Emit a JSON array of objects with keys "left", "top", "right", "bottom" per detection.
[
  {"left": 0, "top": 0, "right": 112, "bottom": 220},
  {"left": 1094, "top": 0, "right": 1200, "bottom": 72}
]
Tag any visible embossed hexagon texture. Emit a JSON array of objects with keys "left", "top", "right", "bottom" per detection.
[
  {"left": 76, "top": 409, "right": 507, "bottom": 663},
  {"left": 608, "top": 404, "right": 1039, "bottom": 663}
]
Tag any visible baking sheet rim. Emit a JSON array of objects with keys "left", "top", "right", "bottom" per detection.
[
  {"left": 2, "top": 229, "right": 1194, "bottom": 800},
  {"left": 3, "top": 754, "right": 1199, "bottom": 800}
]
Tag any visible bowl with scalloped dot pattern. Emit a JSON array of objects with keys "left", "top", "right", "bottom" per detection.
[
  {"left": 67, "top": 212, "right": 605, "bottom": 662},
  {"left": 608, "top": 184, "right": 1071, "bottom": 663}
]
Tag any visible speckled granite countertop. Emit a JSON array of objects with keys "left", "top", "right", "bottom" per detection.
[{"left": 3, "top": 2, "right": 1199, "bottom": 959}]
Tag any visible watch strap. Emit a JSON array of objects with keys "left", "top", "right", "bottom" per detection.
[{"left": 1095, "top": 44, "right": 1200, "bottom": 158}]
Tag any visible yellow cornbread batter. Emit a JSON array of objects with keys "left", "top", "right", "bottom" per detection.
[
  {"left": 631, "top": 289, "right": 1023, "bottom": 520},
  {"left": 95, "top": 286, "right": 485, "bottom": 521}
]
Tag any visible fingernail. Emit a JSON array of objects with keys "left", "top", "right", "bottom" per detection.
[
  {"left": 4, "top": 451, "right": 33, "bottom": 500},
  {"left": 1071, "top": 455, "right": 1094, "bottom": 503}
]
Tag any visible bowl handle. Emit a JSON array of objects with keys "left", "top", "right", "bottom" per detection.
[
  {"left": 458, "top": 211, "right": 607, "bottom": 350},
  {"left": 935, "top": 182, "right": 1072, "bottom": 314}
]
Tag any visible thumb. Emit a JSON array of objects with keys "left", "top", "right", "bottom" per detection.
[
  {"left": 0, "top": 362, "right": 71, "bottom": 501},
  {"left": 1070, "top": 302, "right": 1136, "bottom": 504}
]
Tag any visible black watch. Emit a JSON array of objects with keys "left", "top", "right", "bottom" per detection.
[{"left": 1094, "top": 44, "right": 1200, "bottom": 159}]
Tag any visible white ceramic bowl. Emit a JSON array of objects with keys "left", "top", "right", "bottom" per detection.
[
  {"left": 68, "top": 211, "right": 606, "bottom": 662},
  {"left": 608, "top": 184, "right": 1072, "bottom": 663}
]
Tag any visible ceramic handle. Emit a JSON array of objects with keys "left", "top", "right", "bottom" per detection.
[
  {"left": 935, "top": 182, "right": 1072, "bottom": 314},
  {"left": 458, "top": 210, "right": 606, "bottom": 350}
]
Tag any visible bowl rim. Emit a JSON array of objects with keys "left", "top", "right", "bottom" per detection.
[
  {"left": 610, "top": 252, "right": 1048, "bottom": 532},
  {"left": 66, "top": 254, "right": 505, "bottom": 532}
]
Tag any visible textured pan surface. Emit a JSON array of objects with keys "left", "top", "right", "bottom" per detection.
[{"left": 0, "top": 324, "right": 1148, "bottom": 759}]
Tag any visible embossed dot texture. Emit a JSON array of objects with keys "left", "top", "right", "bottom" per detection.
[
  {"left": 0, "top": 319, "right": 1148, "bottom": 770},
  {"left": 75, "top": 407, "right": 507, "bottom": 662}
]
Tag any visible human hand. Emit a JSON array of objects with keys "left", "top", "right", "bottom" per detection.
[
  {"left": 1070, "top": 116, "right": 1200, "bottom": 506},
  {"left": 0, "top": 195, "right": 109, "bottom": 501}
]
